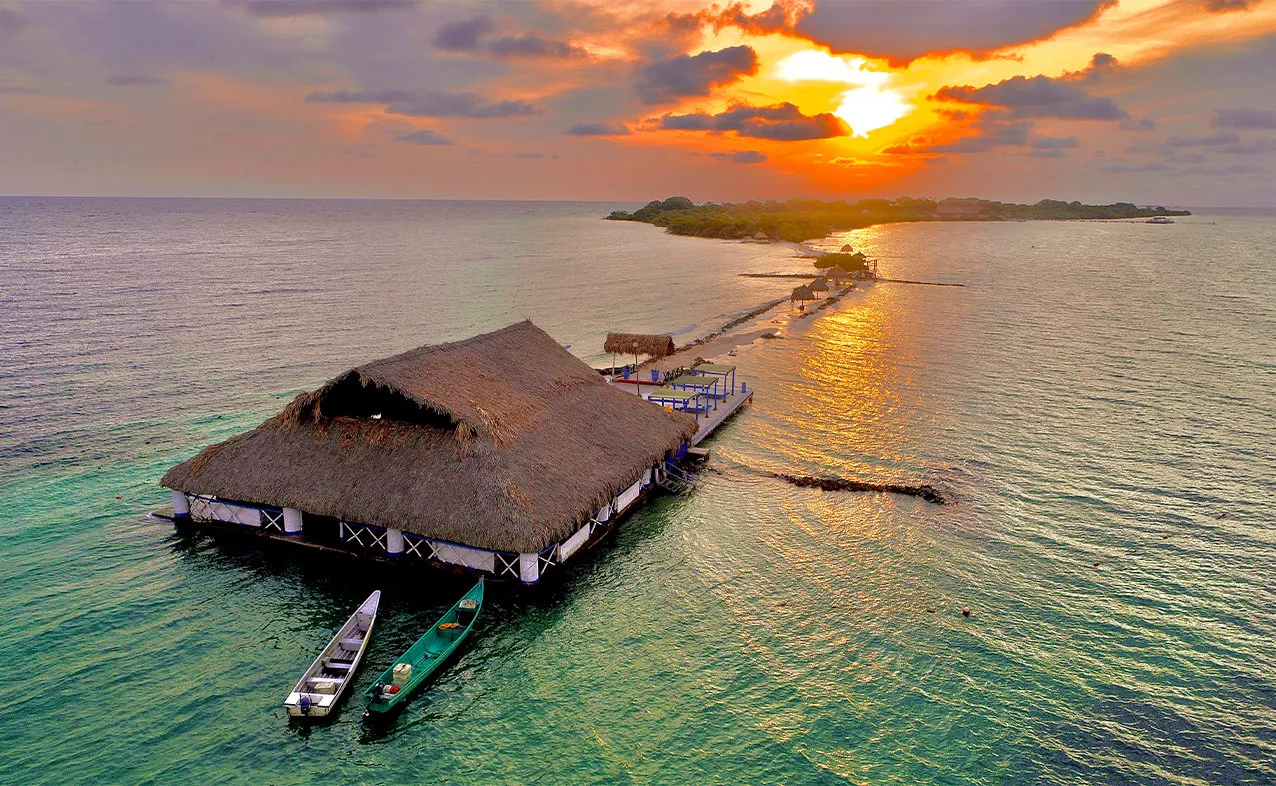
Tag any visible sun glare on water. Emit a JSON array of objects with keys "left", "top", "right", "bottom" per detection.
[{"left": 776, "top": 50, "right": 912, "bottom": 137}]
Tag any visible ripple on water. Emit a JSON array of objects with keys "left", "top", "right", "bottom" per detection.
[{"left": 0, "top": 202, "right": 1273, "bottom": 784}]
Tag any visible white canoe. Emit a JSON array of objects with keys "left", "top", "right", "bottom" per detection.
[{"left": 284, "top": 590, "right": 380, "bottom": 718}]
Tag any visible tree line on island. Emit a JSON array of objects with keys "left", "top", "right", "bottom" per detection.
[{"left": 606, "top": 196, "right": 1190, "bottom": 243}]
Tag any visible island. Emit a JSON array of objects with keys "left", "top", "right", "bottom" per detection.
[{"left": 606, "top": 196, "right": 1191, "bottom": 243}]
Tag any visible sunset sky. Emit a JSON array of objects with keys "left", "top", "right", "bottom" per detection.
[{"left": 2, "top": 0, "right": 1275, "bottom": 204}]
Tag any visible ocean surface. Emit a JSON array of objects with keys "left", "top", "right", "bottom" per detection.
[{"left": 1, "top": 198, "right": 1272, "bottom": 785}]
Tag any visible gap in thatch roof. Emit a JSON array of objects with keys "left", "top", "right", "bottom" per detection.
[{"left": 319, "top": 374, "right": 456, "bottom": 430}]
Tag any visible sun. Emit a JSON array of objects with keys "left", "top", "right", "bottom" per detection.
[{"left": 775, "top": 50, "right": 912, "bottom": 137}]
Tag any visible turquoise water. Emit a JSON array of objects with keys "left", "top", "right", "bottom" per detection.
[{"left": 1, "top": 200, "right": 1272, "bottom": 784}]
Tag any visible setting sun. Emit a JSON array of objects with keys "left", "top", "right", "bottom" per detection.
[{"left": 776, "top": 50, "right": 913, "bottom": 136}]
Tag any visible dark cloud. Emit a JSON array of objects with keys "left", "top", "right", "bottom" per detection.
[
  {"left": 487, "top": 33, "right": 587, "bottom": 59},
  {"left": 1217, "top": 137, "right": 1276, "bottom": 154},
  {"left": 709, "top": 150, "right": 769, "bottom": 164},
  {"left": 636, "top": 45, "right": 758, "bottom": 105},
  {"left": 659, "top": 102, "right": 847, "bottom": 141},
  {"left": 1127, "top": 139, "right": 1172, "bottom": 155},
  {"left": 563, "top": 121, "right": 631, "bottom": 136},
  {"left": 1176, "top": 152, "right": 1207, "bottom": 163},
  {"left": 106, "top": 74, "right": 169, "bottom": 87},
  {"left": 305, "top": 89, "right": 540, "bottom": 118},
  {"left": 1066, "top": 52, "right": 1120, "bottom": 81},
  {"left": 0, "top": 85, "right": 38, "bottom": 94},
  {"left": 394, "top": 128, "right": 453, "bottom": 145},
  {"left": 1121, "top": 116, "right": 1156, "bottom": 131},
  {"left": 306, "top": 89, "right": 411, "bottom": 103},
  {"left": 935, "top": 75, "right": 1127, "bottom": 120},
  {"left": 432, "top": 16, "right": 495, "bottom": 51},
  {"left": 228, "top": 0, "right": 417, "bottom": 18},
  {"left": 1028, "top": 149, "right": 1066, "bottom": 158},
  {"left": 793, "top": 0, "right": 1115, "bottom": 65},
  {"left": 0, "top": 7, "right": 27, "bottom": 32},
  {"left": 1167, "top": 132, "right": 1240, "bottom": 147},
  {"left": 1203, "top": 0, "right": 1260, "bottom": 11},
  {"left": 671, "top": 2, "right": 804, "bottom": 36},
  {"left": 1183, "top": 162, "right": 1266, "bottom": 175},
  {"left": 1031, "top": 135, "right": 1079, "bottom": 149},
  {"left": 902, "top": 111, "right": 1030, "bottom": 154},
  {"left": 511, "top": 152, "right": 544, "bottom": 159},
  {"left": 1211, "top": 107, "right": 1276, "bottom": 129},
  {"left": 1100, "top": 161, "right": 1173, "bottom": 172}
]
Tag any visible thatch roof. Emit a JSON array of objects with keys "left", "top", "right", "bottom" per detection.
[
  {"left": 791, "top": 285, "right": 816, "bottom": 302},
  {"left": 162, "top": 321, "right": 697, "bottom": 553},
  {"left": 809, "top": 277, "right": 829, "bottom": 292},
  {"left": 840, "top": 244, "right": 854, "bottom": 252},
  {"left": 604, "top": 332, "right": 676, "bottom": 358}
]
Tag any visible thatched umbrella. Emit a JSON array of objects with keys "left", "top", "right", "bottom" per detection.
[
  {"left": 791, "top": 284, "right": 816, "bottom": 312},
  {"left": 840, "top": 243, "right": 854, "bottom": 252},
  {"left": 809, "top": 277, "right": 830, "bottom": 295}
]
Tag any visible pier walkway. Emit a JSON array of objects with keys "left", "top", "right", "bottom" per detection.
[{"left": 690, "top": 388, "right": 752, "bottom": 445}]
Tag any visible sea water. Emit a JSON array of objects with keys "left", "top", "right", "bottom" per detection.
[{"left": 0, "top": 198, "right": 1272, "bottom": 784}]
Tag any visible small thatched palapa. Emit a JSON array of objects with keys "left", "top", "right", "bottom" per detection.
[
  {"left": 809, "top": 277, "right": 830, "bottom": 292},
  {"left": 603, "top": 332, "right": 676, "bottom": 358},
  {"left": 162, "top": 321, "right": 697, "bottom": 553},
  {"left": 791, "top": 285, "right": 816, "bottom": 302}
]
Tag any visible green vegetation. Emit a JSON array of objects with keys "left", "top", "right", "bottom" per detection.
[
  {"left": 814, "top": 252, "right": 868, "bottom": 272},
  {"left": 605, "top": 196, "right": 1191, "bottom": 242}
]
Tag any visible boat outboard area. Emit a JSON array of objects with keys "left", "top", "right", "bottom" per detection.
[{"left": 152, "top": 320, "right": 753, "bottom": 587}]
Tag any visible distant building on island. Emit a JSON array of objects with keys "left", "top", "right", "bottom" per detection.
[
  {"left": 161, "top": 321, "right": 698, "bottom": 585},
  {"left": 934, "top": 198, "right": 987, "bottom": 219}
]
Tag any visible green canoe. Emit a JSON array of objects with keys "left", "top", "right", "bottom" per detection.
[{"left": 363, "top": 578, "right": 484, "bottom": 716}]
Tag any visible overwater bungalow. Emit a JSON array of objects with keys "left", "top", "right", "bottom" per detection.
[{"left": 161, "top": 321, "right": 698, "bottom": 585}]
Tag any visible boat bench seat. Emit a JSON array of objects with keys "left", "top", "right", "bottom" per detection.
[
  {"left": 339, "top": 638, "right": 363, "bottom": 648},
  {"left": 325, "top": 661, "right": 354, "bottom": 671}
]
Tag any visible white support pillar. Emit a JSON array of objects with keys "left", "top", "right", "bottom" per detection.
[
  {"left": 171, "top": 491, "right": 190, "bottom": 519},
  {"left": 283, "top": 507, "right": 303, "bottom": 536},
  {"left": 519, "top": 552, "right": 540, "bottom": 585},
  {"left": 386, "top": 528, "right": 405, "bottom": 557}
]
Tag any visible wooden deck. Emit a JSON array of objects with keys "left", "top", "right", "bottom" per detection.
[{"left": 690, "top": 388, "right": 752, "bottom": 446}]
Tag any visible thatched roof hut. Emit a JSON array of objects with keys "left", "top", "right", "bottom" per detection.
[
  {"left": 809, "top": 277, "right": 830, "bottom": 292},
  {"left": 603, "top": 332, "right": 675, "bottom": 358},
  {"left": 791, "top": 285, "right": 816, "bottom": 302},
  {"left": 840, "top": 243, "right": 854, "bottom": 252},
  {"left": 162, "top": 321, "right": 697, "bottom": 554}
]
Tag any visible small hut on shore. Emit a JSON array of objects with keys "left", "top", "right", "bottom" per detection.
[
  {"left": 809, "top": 277, "right": 830, "bottom": 297},
  {"left": 840, "top": 243, "right": 854, "bottom": 252},
  {"left": 161, "top": 321, "right": 697, "bottom": 584},
  {"left": 604, "top": 332, "right": 676, "bottom": 385},
  {"left": 790, "top": 284, "right": 816, "bottom": 312}
]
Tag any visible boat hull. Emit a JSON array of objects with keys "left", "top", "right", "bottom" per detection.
[
  {"left": 364, "top": 579, "right": 484, "bottom": 715},
  {"left": 284, "top": 590, "right": 380, "bottom": 718}
]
